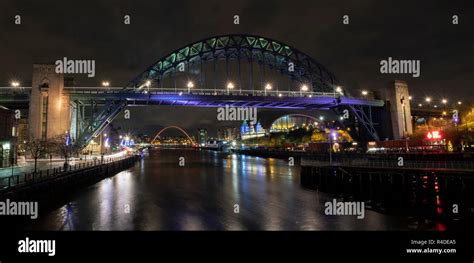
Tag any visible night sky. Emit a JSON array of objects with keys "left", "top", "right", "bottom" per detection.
[{"left": 1, "top": 0, "right": 473, "bottom": 137}]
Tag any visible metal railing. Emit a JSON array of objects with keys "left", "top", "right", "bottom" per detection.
[
  {"left": 301, "top": 158, "right": 474, "bottom": 171},
  {"left": 0, "top": 155, "right": 133, "bottom": 190},
  {"left": 62, "top": 87, "right": 339, "bottom": 98}
]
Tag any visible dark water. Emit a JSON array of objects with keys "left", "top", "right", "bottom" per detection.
[{"left": 28, "top": 149, "right": 446, "bottom": 230}]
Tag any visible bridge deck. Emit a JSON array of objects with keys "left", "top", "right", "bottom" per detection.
[
  {"left": 67, "top": 92, "right": 384, "bottom": 109},
  {"left": 0, "top": 87, "right": 384, "bottom": 109}
]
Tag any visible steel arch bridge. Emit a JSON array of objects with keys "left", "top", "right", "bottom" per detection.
[
  {"left": 73, "top": 34, "right": 383, "bottom": 150},
  {"left": 126, "top": 34, "right": 337, "bottom": 92},
  {"left": 151, "top": 126, "right": 195, "bottom": 144}
]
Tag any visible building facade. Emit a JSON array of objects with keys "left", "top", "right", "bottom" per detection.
[
  {"left": 0, "top": 106, "right": 18, "bottom": 167},
  {"left": 197, "top": 128, "right": 208, "bottom": 146}
]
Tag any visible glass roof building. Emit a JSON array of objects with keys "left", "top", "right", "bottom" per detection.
[{"left": 269, "top": 114, "right": 319, "bottom": 133}]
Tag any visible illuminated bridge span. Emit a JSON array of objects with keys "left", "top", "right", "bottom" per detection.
[
  {"left": 0, "top": 86, "right": 383, "bottom": 109},
  {"left": 62, "top": 87, "right": 382, "bottom": 109},
  {"left": 72, "top": 34, "right": 367, "bottom": 149},
  {"left": 151, "top": 126, "right": 195, "bottom": 144},
  {"left": 0, "top": 34, "right": 404, "bottom": 150}
]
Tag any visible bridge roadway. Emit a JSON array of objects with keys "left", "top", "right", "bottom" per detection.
[
  {"left": 1, "top": 86, "right": 384, "bottom": 109},
  {"left": 2, "top": 87, "right": 450, "bottom": 117}
]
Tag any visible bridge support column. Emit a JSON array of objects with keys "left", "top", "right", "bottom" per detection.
[
  {"left": 347, "top": 105, "right": 380, "bottom": 141},
  {"left": 381, "top": 80, "right": 413, "bottom": 140},
  {"left": 28, "top": 64, "right": 70, "bottom": 141}
]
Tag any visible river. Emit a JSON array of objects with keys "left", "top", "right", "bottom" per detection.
[{"left": 27, "top": 148, "right": 446, "bottom": 230}]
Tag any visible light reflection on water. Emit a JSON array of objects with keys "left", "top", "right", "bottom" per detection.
[{"left": 28, "top": 149, "right": 444, "bottom": 231}]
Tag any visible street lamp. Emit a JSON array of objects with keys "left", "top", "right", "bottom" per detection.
[
  {"left": 457, "top": 101, "right": 462, "bottom": 105},
  {"left": 264, "top": 83, "right": 272, "bottom": 95},
  {"left": 409, "top": 96, "right": 413, "bottom": 100},
  {"left": 335, "top": 86, "right": 343, "bottom": 94},
  {"left": 442, "top": 99, "right": 448, "bottom": 104},
  {"left": 145, "top": 80, "right": 151, "bottom": 87},
  {"left": 300, "top": 84, "right": 309, "bottom": 95},
  {"left": 102, "top": 81, "right": 110, "bottom": 87},
  {"left": 187, "top": 81, "right": 194, "bottom": 93},
  {"left": 227, "top": 82, "right": 234, "bottom": 94},
  {"left": 361, "top": 90, "right": 368, "bottom": 96},
  {"left": 425, "top": 97, "right": 431, "bottom": 103},
  {"left": 10, "top": 81, "right": 20, "bottom": 87},
  {"left": 329, "top": 130, "right": 338, "bottom": 165}
]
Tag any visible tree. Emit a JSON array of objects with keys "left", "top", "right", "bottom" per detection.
[
  {"left": 311, "top": 130, "right": 327, "bottom": 142},
  {"left": 24, "top": 138, "right": 46, "bottom": 173},
  {"left": 49, "top": 134, "right": 75, "bottom": 166}
]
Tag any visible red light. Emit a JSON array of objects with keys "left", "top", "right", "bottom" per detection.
[{"left": 426, "top": 130, "right": 442, "bottom": 140}]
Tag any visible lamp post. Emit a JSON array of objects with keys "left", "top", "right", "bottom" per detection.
[
  {"left": 300, "top": 84, "right": 308, "bottom": 96},
  {"left": 187, "top": 81, "right": 194, "bottom": 93},
  {"left": 10, "top": 81, "right": 20, "bottom": 87},
  {"left": 329, "top": 135, "right": 332, "bottom": 166},
  {"left": 11, "top": 80, "right": 21, "bottom": 94},
  {"left": 442, "top": 99, "right": 448, "bottom": 111},
  {"left": 11, "top": 155, "right": 14, "bottom": 177},
  {"left": 264, "top": 83, "right": 272, "bottom": 96},
  {"left": 227, "top": 82, "right": 234, "bottom": 95},
  {"left": 329, "top": 130, "right": 337, "bottom": 166},
  {"left": 425, "top": 97, "right": 432, "bottom": 129}
]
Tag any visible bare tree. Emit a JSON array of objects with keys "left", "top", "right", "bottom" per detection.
[
  {"left": 49, "top": 134, "right": 73, "bottom": 167},
  {"left": 24, "top": 138, "right": 46, "bottom": 173}
]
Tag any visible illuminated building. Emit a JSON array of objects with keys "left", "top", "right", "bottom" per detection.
[
  {"left": 269, "top": 114, "right": 319, "bottom": 133},
  {"left": 240, "top": 120, "right": 266, "bottom": 140},
  {"left": 198, "top": 128, "right": 208, "bottom": 146}
]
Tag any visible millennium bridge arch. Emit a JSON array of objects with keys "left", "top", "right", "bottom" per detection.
[{"left": 151, "top": 126, "right": 196, "bottom": 145}]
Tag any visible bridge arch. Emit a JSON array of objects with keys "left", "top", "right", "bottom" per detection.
[
  {"left": 126, "top": 34, "right": 338, "bottom": 92},
  {"left": 151, "top": 126, "right": 195, "bottom": 144},
  {"left": 74, "top": 35, "right": 387, "bottom": 150}
]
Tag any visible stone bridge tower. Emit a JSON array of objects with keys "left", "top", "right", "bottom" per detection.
[
  {"left": 381, "top": 80, "right": 413, "bottom": 140},
  {"left": 28, "top": 64, "right": 70, "bottom": 141}
]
